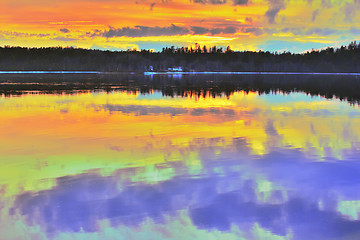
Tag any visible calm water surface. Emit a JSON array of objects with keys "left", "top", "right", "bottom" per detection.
[{"left": 1, "top": 75, "right": 360, "bottom": 240}]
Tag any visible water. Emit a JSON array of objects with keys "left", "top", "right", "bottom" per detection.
[
  {"left": 144, "top": 71, "right": 360, "bottom": 76},
  {"left": 1, "top": 74, "right": 360, "bottom": 240},
  {"left": 0, "top": 71, "right": 100, "bottom": 74}
]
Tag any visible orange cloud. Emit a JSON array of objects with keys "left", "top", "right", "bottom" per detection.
[{"left": 0, "top": 0, "right": 358, "bottom": 52}]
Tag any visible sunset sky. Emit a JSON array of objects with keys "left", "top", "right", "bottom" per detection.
[{"left": 0, "top": 0, "right": 359, "bottom": 52}]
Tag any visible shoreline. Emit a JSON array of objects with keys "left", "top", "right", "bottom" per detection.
[
  {"left": 143, "top": 71, "right": 360, "bottom": 76},
  {"left": 0, "top": 71, "right": 360, "bottom": 76}
]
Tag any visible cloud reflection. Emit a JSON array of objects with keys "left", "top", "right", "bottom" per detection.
[
  {"left": 1, "top": 86, "right": 360, "bottom": 239},
  {"left": 10, "top": 145, "right": 360, "bottom": 239}
]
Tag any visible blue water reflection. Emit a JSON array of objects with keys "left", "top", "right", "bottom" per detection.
[{"left": 12, "top": 146, "right": 360, "bottom": 239}]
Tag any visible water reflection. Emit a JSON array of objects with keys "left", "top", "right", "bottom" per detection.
[
  {"left": 1, "top": 79, "right": 360, "bottom": 239},
  {"left": 1, "top": 73, "right": 360, "bottom": 104}
]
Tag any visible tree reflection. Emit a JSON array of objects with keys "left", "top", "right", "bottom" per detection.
[{"left": 0, "top": 74, "right": 360, "bottom": 105}]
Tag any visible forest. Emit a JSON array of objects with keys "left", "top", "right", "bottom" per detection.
[{"left": 0, "top": 41, "right": 360, "bottom": 72}]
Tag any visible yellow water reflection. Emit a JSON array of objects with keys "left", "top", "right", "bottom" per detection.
[{"left": 1, "top": 91, "right": 360, "bottom": 195}]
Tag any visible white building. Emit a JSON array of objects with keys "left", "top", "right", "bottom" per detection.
[{"left": 167, "top": 67, "right": 183, "bottom": 72}]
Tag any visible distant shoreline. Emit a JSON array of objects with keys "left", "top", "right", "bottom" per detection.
[
  {"left": 1, "top": 71, "right": 360, "bottom": 76},
  {"left": 1, "top": 43, "right": 359, "bottom": 73}
]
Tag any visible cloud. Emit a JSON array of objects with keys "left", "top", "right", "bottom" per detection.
[
  {"left": 321, "top": 0, "right": 333, "bottom": 8},
  {"left": 232, "top": 0, "right": 249, "bottom": 5},
  {"left": 102, "top": 24, "right": 238, "bottom": 38},
  {"left": 190, "top": 26, "right": 237, "bottom": 35},
  {"left": 210, "top": 0, "right": 227, "bottom": 3},
  {"left": 60, "top": 28, "right": 70, "bottom": 33},
  {"left": 305, "top": 27, "right": 337, "bottom": 36},
  {"left": 104, "top": 24, "right": 190, "bottom": 37},
  {"left": 87, "top": 29, "right": 102, "bottom": 37},
  {"left": 0, "top": 31, "right": 50, "bottom": 38},
  {"left": 52, "top": 36, "right": 77, "bottom": 41},
  {"left": 344, "top": 0, "right": 360, "bottom": 22},
  {"left": 312, "top": 9, "right": 319, "bottom": 22},
  {"left": 192, "top": 0, "right": 227, "bottom": 4},
  {"left": 223, "top": 26, "right": 238, "bottom": 34},
  {"left": 192, "top": 0, "right": 207, "bottom": 3},
  {"left": 241, "top": 27, "right": 264, "bottom": 36},
  {"left": 265, "top": 0, "right": 286, "bottom": 24},
  {"left": 191, "top": 0, "right": 248, "bottom": 5},
  {"left": 281, "top": 27, "right": 305, "bottom": 35},
  {"left": 190, "top": 26, "right": 209, "bottom": 35},
  {"left": 350, "top": 27, "right": 360, "bottom": 34},
  {"left": 280, "top": 27, "right": 337, "bottom": 36}
]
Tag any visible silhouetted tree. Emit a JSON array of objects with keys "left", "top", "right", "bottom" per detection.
[{"left": 0, "top": 41, "right": 359, "bottom": 72}]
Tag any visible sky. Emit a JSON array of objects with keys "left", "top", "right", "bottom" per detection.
[{"left": 0, "top": 0, "right": 359, "bottom": 52}]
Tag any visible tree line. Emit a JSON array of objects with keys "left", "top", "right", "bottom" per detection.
[{"left": 0, "top": 41, "right": 359, "bottom": 72}]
